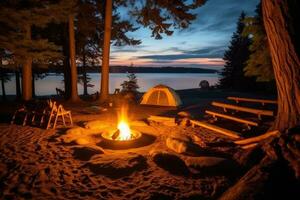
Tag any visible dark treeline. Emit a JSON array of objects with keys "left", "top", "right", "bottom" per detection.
[{"left": 218, "top": 8, "right": 276, "bottom": 93}]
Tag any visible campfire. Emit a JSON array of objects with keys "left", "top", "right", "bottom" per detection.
[{"left": 101, "top": 105, "right": 141, "bottom": 142}]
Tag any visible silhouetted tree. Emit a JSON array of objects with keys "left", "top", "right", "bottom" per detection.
[
  {"left": 243, "top": 3, "right": 274, "bottom": 82},
  {"left": 121, "top": 73, "right": 139, "bottom": 93},
  {"left": 219, "top": 12, "right": 255, "bottom": 90}
]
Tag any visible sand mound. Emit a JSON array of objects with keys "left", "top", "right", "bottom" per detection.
[
  {"left": 166, "top": 134, "right": 204, "bottom": 156},
  {"left": 72, "top": 146, "right": 104, "bottom": 161},
  {"left": 185, "top": 156, "right": 239, "bottom": 175},
  {"left": 152, "top": 152, "right": 190, "bottom": 176},
  {"left": 86, "top": 154, "right": 148, "bottom": 179}
]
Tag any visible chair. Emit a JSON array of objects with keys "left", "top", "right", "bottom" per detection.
[
  {"left": 56, "top": 88, "right": 65, "bottom": 97},
  {"left": 46, "top": 101, "right": 73, "bottom": 129}
]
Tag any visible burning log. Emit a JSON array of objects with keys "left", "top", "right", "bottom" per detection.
[{"left": 112, "top": 130, "right": 120, "bottom": 140}]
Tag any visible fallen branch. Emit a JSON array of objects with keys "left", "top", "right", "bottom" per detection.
[{"left": 234, "top": 130, "right": 280, "bottom": 145}]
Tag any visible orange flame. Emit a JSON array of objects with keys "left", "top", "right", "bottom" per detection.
[{"left": 117, "top": 105, "right": 132, "bottom": 140}]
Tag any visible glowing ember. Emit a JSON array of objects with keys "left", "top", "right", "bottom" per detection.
[
  {"left": 101, "top": 104, "right": 142, "bottom": 142},
  {"left": 117, "top": 120, "right": 131, "bottom": 140}
]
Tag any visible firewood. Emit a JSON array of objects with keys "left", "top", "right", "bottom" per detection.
[
  {"left": 234, "top": 130, "right": 280, "bottom": 145},
  {"left": 111, "top": 130, "right": 120, "bottom": 140}
]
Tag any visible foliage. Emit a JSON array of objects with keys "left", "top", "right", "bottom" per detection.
[
  {"left": 199, "top": 80, "right": 209, "bottom": 89},
  {"left": 121, "top": 73, "right": 139, "bottom": 93},
  {"left": 219, "top": 12, "right": 256, "bottom": 90},
  {"left": 243, "top": 3, "right": 274, "bottom": 82},
  {"left": 119, "top": 0, "right": 205, "bottom": 39},
  {"left": 0, "top": 0, "right": 76, "bottom": 64}
]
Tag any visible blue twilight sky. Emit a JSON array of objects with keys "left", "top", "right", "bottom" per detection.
[{"left": 110, "top": 0, "right": 260, "bottom": 69}]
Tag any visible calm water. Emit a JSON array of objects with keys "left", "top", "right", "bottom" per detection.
[{"left": 2, "top": 73, "right": 219, "bottom": 96}]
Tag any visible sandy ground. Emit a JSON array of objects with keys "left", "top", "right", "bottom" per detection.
[
  {"left": 0, "top": 89, "right": 276, "bottom": 199},
  {"left": 0, "top": 122, "right": 243, "bottom": 200}
]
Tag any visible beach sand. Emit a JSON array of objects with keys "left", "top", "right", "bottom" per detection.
[{"left": 0, "top": 89, "right": 275, "bottom": 199}]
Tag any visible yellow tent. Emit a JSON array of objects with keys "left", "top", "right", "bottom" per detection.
[{"left": 140, "top": 85, "right": 182, "bottom": 107}]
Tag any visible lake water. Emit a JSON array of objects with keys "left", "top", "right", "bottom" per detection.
[{"left": 2, "top": 73, "right": 220, "bottom": 96}]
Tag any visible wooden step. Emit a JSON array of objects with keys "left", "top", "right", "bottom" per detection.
[
  {"left": 190, "top": 120, "right": 241, "bottom": 139},
  {"left": 211, "top": 101, "right": 274, "bottom": 120},
  {"left": 205, "top": 110, "right": 259, "bottom": 127},
  {"left": 227, "top": 96, "right": 277, "bottom": 105}
]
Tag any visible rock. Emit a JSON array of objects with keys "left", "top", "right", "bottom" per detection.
[
  {"left": 185, "top": 156, "right": 227, "bottom": 168},
  {"left": 178, "top": 118, "right": 190, "bottom": 127},
  {"left": 169, "top": 133, "right": 192, "bottom": 143},
  {"left": 76, "top": 137, "right": 91, "bottom": 145},
  {"left": 191, "top": 135, "right": 206, "bottom": 148},
  {"left": 166, "top": 134, "right": 204, "bottom": 155},
  {"left": 199, "top": 80, "right": 210, "bottom": 89},
  {"left": 152, "top": 152, "right": 189, "bottom": 176},
  {"left": 166, "top": 137, "right": 188, "bottom": 154},
  {"left": 177, "top": 111, "right": 192, "bottom": 118},
  {"left": 185, "top": 156, "right": 239, "bottom": 175},
  {"left": 66, "top": 127, "right": 84, "bottom": 136},
  {"left": 62, "top": 127, "right": 85, "bottom": 143},
  {"left": 84, "top": 120, "right": 109, "bottom": 130}
]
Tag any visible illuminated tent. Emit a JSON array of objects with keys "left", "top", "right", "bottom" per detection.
[{"left": 140, "top": 85, "right": 182, "bottom": 107}]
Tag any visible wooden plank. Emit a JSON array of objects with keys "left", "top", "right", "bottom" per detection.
[
  {"left": 211, "top": 102, "right": 274, "bottom": 117},
  {"left": 234, "top": 130, "right": 280, "bottom": 145},
  {"left": 227, "top": 96, "right": 277, "bottom": 105},
  {"left": 190, "top": 120, "right": 241, "bottom": 139},
  {"left": 148, "top": 115, "right": 176, "bottom": 126},
  {"left": 241, "top": 143, "right": 258, "bottom": 149},
  {"left": 205, "top": 110, "right": 259, "bottom": 127},
  {"left": 148, "top": 115, "right": 175, "bottom": 122}
]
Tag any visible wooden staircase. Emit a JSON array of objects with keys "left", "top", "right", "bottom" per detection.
[{"left": 190, "top": 96, "right": 278, "bottom": 145}]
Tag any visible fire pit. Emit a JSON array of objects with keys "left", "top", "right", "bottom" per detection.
[
  {"left": 98, "top": 105, "right": 154, "bottom": 149},
  {"left": 101, "top": 105, "right": 142, "bottom": 142},
  {"left": 101, "top": 128, "right": 142, "bottom": 142}
]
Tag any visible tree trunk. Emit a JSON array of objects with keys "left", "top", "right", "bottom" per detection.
[
  {"left": 82, "top": 51, "right": 88, "bottom": 96},
  {"left": 32, "top": 73, "right": 35, "bottom": 98},
  {"left": 68, "top": 14, "right": 79, "bottom": 102},
  {"left": 0, "top": 66, "right": 6, "bottom": 101},
  {"left": 22, "top": 24, "right": 32, "bottom": 101},
  {"left": 15, "top": 70, "right": 21, "bottom": 100},
  {"left": 262, "top": 0, "right": 300, "bottom": 132},
  {"left": 1, "top": 75, "right": 5, "bottom": 101},
  {"left": 100, "top": 0, "right": 113, "bottom": 102}
]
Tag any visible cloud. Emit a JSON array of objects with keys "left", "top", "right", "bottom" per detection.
[
  {"left": 110, "top": 0, "right": 259, "bottom": 68},
  {"left": 136, "top": 45, "right": 227, "bottom": 61}
]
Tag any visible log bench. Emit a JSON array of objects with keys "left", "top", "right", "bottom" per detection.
[
  {"left": 205, "top": 110, "right": 259, "bottom": 130},
  {"left": 148, "top": 115, "right": 177, "bottom": 126},
  {"left": 227, "top": 96, "right": 277, "bottom": 106},
  {"left": 234, "top": 130, "right": 280, "bottom": 149},
  {"left": 211, "top": 101, "right": 274, "bottom": 120},
  {"left": 190, "top": 120, "right": 241, "bottom": 139}
]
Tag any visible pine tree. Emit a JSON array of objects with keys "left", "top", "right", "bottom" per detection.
[
  {"left": 219, "top": 12, "right": 255, "bottom": 90},
  {"left": 243, "top": 3, "right": 274, "bottom": 82},
  {"left": 121, "top": 73, "right": 139, "bottom": 93}
]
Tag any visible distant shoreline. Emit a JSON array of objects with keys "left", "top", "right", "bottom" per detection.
[
  {"left": 86, "top": 66, "right": 219, "bottom": 74},
  {"left": 2, "top": 65, "right": 220, "bottom": 74}
]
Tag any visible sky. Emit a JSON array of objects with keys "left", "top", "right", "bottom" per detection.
[{"left": 110, "top": 0, "right": 260, "bottom": 69}]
